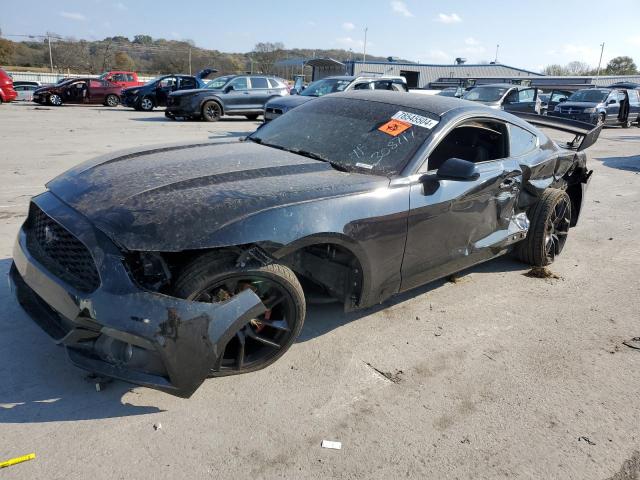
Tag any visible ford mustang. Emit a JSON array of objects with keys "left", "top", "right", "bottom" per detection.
[{"left": 10, "top": 91, "right": 598, "bottom": 397}]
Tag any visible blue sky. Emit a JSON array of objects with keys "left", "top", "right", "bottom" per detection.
[{"left": 3, "top": 0, "right": 640, "bottom": 72}]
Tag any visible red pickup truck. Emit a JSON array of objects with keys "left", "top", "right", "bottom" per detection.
[{"left": 99, "top": 71, "right": 144, "bottom": 88}]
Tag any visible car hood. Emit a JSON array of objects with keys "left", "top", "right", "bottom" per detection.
[
  {"left": 266, "top": 95, "right": 315, "bottom": 109},
  {"left": 46, "top": 141, "right": 389, "bottom": 251}
]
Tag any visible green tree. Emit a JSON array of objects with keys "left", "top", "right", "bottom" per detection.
[
  {"left": 0, "top": 38, "right": 15, "bottom": 64},
  {"left": 133, "top": 35, "right": 153, "bottom": 45},
  {"left": 604, "top": 56, "right": 638, "bottom": 75},
  {"left": 114, "top": 51, "right": 135, "bottom": 70}
]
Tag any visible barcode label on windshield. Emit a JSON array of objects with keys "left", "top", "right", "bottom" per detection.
[{"left": 392, "top": 111, "right": 439, "bottom": 129}]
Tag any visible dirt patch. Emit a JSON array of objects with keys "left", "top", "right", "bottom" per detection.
[{"left": 524, "top": 267, "right": 562, "bottom": 279}]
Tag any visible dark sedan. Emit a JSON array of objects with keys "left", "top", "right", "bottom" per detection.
[
  {"left": 121, "top": 74, "right": 207, "bottom": 111},
  {"left": 32, "top": 78, "right": 123, "bottom": 106},
  {"left": 11, "top": 92, "right": 597, "bottom": 397},
  {"left": 165, "top": 75, "right": 289, "bottom": 121}
]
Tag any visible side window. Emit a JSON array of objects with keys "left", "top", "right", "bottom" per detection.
[
  {"left": 267, "top": 78, "right": 280, "bottom": 88},
  {"left": 125, "top": 74, "right": 135, "bottom": 82},
  {"left": 250, "top": 77, "right": 269, "bottom": 89},
  {"left": 550, "top": 91, "right": 568, "bottom": 102},
  {"left": 505, "top": 90, "right": 518, "bottom": 103},
  {"left": 607, "top": 92, "right": 618, "bottom": 104},
  {"left": 159, "top": 77, "right": 177, "bottom": 89},
  {"left": 112, "top": 74, "right": 124, "bottom": 82},
  {"left": 427, "top": 120, "right": 508, "bottom": 171},
  {"left": 509, "top": 125, "right": 537, "bottom": 156},
  {"left": 617, "top": 91, "right": 626, "bottom": 102},
  {"left": 517, "top": 88, "right": 535, "bottom": 102},
  {"left": 179, "top": 77, "right": 197, "bottom": 89},
  {"left": 628, "top": 90, "right": 640, "bottom": 105},
  {"left": 352, "top": 82, "right": 371, "bottom": 90},
  {"left": 373, "top": 80, "right": 394, "bottom": 90},
  {"left": 228, "top": 77, "right": 248, "bottom": 90}
]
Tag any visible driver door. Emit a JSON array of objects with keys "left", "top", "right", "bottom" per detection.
[
  {"left": 400, "top": 118, "right": 525, "bottom": 292},
  {"left": 222, "top": 76, "right": 250, "bottom": 112},
  {"left": 503, "top": 88, "right": 539, "bottom": 114},
  {"left": 156, "top": 77, "right": 177, "bottom": 106}
]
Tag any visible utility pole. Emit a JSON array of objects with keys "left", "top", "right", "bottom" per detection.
[
  {"left": 363, "top": 27, "right": 368, "bottom": 63},
  {"left": 47, "top": 34, "right": 54, "bottom": 73},
  {"left": 494, "top": 44, "right": 500, "bottom": 63},
  {"left": 188, "top": 47, "right": 192, "bottom": 75},
  {"left": 596, "top": 42, "right": 605, "bottom": 77}
]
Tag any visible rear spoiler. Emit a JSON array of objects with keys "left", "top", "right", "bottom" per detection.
[{"left": 509, "top": 112, "right": 602, "bottom": 151}]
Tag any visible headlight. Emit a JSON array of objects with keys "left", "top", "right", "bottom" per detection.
[
  {"left": 583, "top": 107, "right": 596, "bottom": 113},
  {"left": 554, "top": 105, "right": 562, "bottom": 112}
]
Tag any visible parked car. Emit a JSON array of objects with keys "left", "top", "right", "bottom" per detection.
[
  {"left": 0, "top": 68, "right": 18, "bottom": 104},
  {"left": 14, "top": 84, "right": 40, "bottom": 101},
  {"left": 264, "top": 75, "right": 407, "bottom": 122},
  {"left": 436, "top": 86, "right": 465, "bottom": 98},
  {"left": 13, "top": 80, "right": 41, "bottom": 88},
  {"left": 121, "top": 74, "right": 207, "bottom": 111},
  {"left": 99, "top": 71, "right": 144, "bottom": 88},
  {"left": 32, "top": 78, "right": 123, "bottom": 106},
  {"left": 165, "top": 75, "right": 290, "bottom": 121},
  {"left": 549, "top": 88, "right": 640, "bottom": 127},
  {"left": 538, "top": 89, "right": 572, "bottom": 115},
  {"left": 607, "top": 82, "right": 640, "bottom": 90},
  {"left": 10, "top": 92, "right": 598, "bottom": 398},
  {"left": 462, "top": 83, "right": 542, "bottom": 114}
]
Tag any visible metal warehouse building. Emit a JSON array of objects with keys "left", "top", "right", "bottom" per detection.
[{"left": 306, "top": 59, "right": 543, "bottom": 88}]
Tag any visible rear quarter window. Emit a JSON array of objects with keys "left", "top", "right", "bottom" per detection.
[
  {"left": 251, "top": 77, "right": 269, "bottom": 89},
  {"left": 509, "top": 125, "right": 538, "bottom": 156}
]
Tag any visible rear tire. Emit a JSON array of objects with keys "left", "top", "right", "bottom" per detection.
[
  {"left": 514, "top": 188, "right": 572, "bottom": 267},
  {"left": 172, "top": 251, "right": 305, "bottom": 376},
  {"left": 201, "top": 101, "right": 222, "bottom": 122},
  {"left": 48, "top": 94, "right": 62, "bottom": 106},
  {"left": 105, "top": 94, "right": 119, "bottom": 107}
]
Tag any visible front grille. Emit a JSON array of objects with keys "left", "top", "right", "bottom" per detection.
[
  {"left": 560, "top": 107, "right": 584, "bottom": 114},
  {"left": 25, "top": 203, "right": 100, "bottom": 293}
]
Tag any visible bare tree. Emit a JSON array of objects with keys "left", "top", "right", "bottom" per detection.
[{"left": 252, "top": 42, "right": 285, "bottom": 74}]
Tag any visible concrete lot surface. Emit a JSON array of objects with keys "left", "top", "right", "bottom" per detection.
[{"left": 0, "top": 103, "right": 639, "bottom": 479}]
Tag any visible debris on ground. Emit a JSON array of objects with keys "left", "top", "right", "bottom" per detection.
[
  {"left": 321, "top": 440, "right": 342, "bottom": 450},
  {"left": 448, "top": 274, "right": 469, "bottom": 284},
  {"left": 364, "top": 362, "right": 404, "bottom": 384},
  {"left": 153, "top": 423, "right": 162, "bottom": 431},
  {"left": 525, "top": 267, "right": 561, "bottom": 279},
  {"left": 578, "top": 436, "right": 596, "bottom": 445},
  {"left": 0, "top": 453, "right": 36, "bottom": 469},
  {"left": 622, "top": 337, "right": 640, "bottom": 350},
  {"left": 460, "top": 437, "right": 470, "bottom": 444},
  {"left": 85, "top": 374, "right": 112, "bottom": 392}
]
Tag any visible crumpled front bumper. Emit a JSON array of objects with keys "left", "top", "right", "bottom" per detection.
[{"left": 10, "top": 191, "right": 266, "bottom": 398}]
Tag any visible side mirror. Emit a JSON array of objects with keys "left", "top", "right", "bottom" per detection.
[
  {"left": 608, "top": 99, "right": 616, "bottom": 105},
  {"left": 224, "top": 85, "right": 234, "bottom": 93},
  {"left": 434, "top": 158, "right": 479, "bottom": 181},
  {"left": 289, "top": 88, "right": 298, "bottom": 95}
]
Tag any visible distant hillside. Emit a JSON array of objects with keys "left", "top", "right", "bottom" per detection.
[{"left": 0, "top": 35, "right": 411, "bottom": 78}]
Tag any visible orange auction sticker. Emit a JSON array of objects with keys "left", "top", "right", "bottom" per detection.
[{"left": 378, "top": 119, "right": 411, "bottom": 136}]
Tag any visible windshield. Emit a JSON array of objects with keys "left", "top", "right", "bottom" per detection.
[
  {"left": 463, "top": 86, "right": 509, "bottom": 102},
  {"left": 567, "top": 89, "right": 609, "bottom": 103},
  {"left": 206, "top": 76, "right": 232, "bottom": 89},
  {"left": 301, "top": 78, "right": 352, "bottom": 97},
  {"left": 248, "top": 97, "right": 439, "bottom": 176},
  {"left": 438, "top": 88, "right": 457, "bottom": 97}
]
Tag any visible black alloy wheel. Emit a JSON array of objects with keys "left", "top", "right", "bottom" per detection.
[{"left": 202, "top": 101, "right": 222, "bottom": 122}]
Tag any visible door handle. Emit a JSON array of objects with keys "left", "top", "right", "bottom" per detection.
[{"left": 499, "top": 178, "right": 515, "bottom": 189}]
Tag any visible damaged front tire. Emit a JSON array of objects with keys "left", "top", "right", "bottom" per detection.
[{"left": 173, "top": 252, "right": 305, "bottom": 376}]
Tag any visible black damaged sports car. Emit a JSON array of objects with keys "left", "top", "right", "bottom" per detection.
[{"left": 11, "top": 91, "right": 598, "bottom": 397}]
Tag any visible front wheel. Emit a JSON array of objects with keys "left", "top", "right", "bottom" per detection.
[
  {"left": 514, "top": 188, "right": 572, "bottom": 267},
  {"left": 139, "top": 97, "right": 154, "bottom": 111},
  {"left": 172, "top": 252, "right": 306, "bottom": 376},
  {"left": 202, "top": 101, "right": 222, "bottom": 122},
  {"left": 105, "top": 94, "right": 119, "bottom": 107},
  {"left": 623, "top": 119, "right": 632, "bottom": 128},
  {"left": 48, "top": 94, "right": 62, "bottom": 106}
]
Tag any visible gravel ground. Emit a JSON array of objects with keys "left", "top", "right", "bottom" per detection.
[{"left": 0, "top": 102, "right": 639, "bottom": 480}]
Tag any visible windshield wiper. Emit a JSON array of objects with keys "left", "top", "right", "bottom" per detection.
[{"left": 247, "top": 139, "right": 349, "bottom": 172}]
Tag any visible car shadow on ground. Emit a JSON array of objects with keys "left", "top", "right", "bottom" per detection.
[
  {"left": 0, "top": 258, "right": 163, "bottom": 424},
  {"left": 594, "top": 155, "right": 640, "bottom": 172},
  {"left": 298, "top": 255, "right": 527, "bottom": 343}
]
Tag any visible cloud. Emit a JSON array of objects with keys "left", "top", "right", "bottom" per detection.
[
  {"left": 417, "top": 49, "right": 450, "bottom": 63},
  {"left": 391, "top": 1, "right": 414, "bottom": 17},
  {"left": 113, "top": 2, "right": 127, "bottom": 10},
  {"left": 548, "top": 44, "right": 601, "bottom": 64},
  {"left": 60, "top": 11, "right": 86, "bottom": 21},
  {"left": 336, "top": 37, "right": 374, "bottom": 49},
  {"left": 464, "top": 37, "right": 479, "bottom": 46},
  {"left": 436, "top": 13, "right": 462, "bottom": 24},
  {"left": 307, "top": 20, "right": 316, "bottom": 27},
  {"left": 342, "top": 22, "right": 355, "bottom": 31}
]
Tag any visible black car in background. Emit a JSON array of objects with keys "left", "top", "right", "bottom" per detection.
[
  {"left": 549, "top": 88, "right": 640, "bottom": 127},
  {"left": 165, "top": 75, "right": 289, "bottom": 121},
  {"left": 121, "top": 73, "right": 210, "bottom": 111}
]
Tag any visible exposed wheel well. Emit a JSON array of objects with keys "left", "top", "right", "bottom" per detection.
[{"left": 566, "top": 183, "right": 582, "bottom": 227}]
